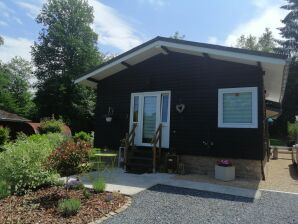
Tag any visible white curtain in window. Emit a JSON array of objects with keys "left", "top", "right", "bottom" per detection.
[{"left": 223, "top": 92, "right": 252, "bottom": 123}]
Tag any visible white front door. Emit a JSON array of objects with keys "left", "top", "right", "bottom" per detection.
[{"left": 129, "top": 91, "right": 171, "bottom": 148}]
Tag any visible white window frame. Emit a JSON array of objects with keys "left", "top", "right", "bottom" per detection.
[{"left": 218, "top": 87, "right": 258, "bottom": 128}]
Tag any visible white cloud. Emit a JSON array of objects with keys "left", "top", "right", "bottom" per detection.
[
  {"left": 0, "top": 21, "right": 8, "bottom": 26},
  {"left": 0, "top": 2, "right": 14, "bottom": 15},
  {"left": 89, "top": 0, "right": 143, "bottom": 51},
  {"left": 0, "top": 36, "right": 33, "bottom": 63},
  {"left": 13, "top": 17, "right": 23, "bottom": 25},
  {"left": 207, "top": 36, "right": 218, "bottom": 45},
  {"left": 0, "top": 1, "right": 23, "bottom": 25},
  {"left": 137, "top": 0, "right": 166, "bottom": 7},
  {"left": 225, "top": 1, "right": 286, "bottom": 46},
  {"left": 251, "top": 0, "right": 271, "bottom": 9},
  {"left": 16, "top": 1, "right": 41, "bottom": 19}
]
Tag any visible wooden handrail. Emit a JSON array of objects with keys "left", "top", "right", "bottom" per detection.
[
  {"left": 124, "top": 123, "right": 137, "bottom": 170},
  {"left": 151, "top": 123, "right": 162, "bottom": 173}
]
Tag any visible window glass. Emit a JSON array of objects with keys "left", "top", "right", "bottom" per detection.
[
  {"left": 133, "top": 96, "right": 139, "bottom": 122},
  {"left": 223, "top": 92, "right": 252, "bottom": 123},
  {"left": 143, "top": 96, "right": 157, "bottom": 143},
  {"left": 161, "top": 94, "right": 169, "bottom": 123}
]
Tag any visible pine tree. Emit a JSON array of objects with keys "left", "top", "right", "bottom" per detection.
[{"left": 278, "top": 0, "right": 298, "bottom": 57}]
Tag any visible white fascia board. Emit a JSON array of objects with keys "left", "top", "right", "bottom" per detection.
[
  {"left": 75, "top": 40, "right": 287, "bottom": 84},
  {"left": 75, "top": 42, "right": 161, "bottom": 84},
  {"left": 160, "top": 41, "right": 286, "bottom": 65}
]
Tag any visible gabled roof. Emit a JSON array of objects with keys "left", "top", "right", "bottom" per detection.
[
  {"left": 75, "top": 36, "right": 289, "bottom": 103},
  {"left": 0, "top": 109, "right": 31, "bottom": 122}
]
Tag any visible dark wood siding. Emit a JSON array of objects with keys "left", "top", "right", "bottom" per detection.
[{"left": 94, "top": 52, "right": 264, "bottom": 160}]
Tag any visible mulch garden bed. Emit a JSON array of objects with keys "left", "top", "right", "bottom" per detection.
[{"left": 0, "top": 186, "right": 128, "bottom": 224}]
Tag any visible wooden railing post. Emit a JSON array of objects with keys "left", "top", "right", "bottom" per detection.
[
  {"left": 124, "top": 133, "right": 129, "bottom": 171},
  {"left": 151, "top": 123, "right": 162, "bottom": 173},
  {"left": 153, "top": 146, "right": 157, "bottom": 173},
  {"left": 123, "top": 124, "right": 137, "bottom": 171}
]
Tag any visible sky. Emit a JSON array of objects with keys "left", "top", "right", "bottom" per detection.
[{"left": 0, "top": 0, "right": 287, "bottom": 63}]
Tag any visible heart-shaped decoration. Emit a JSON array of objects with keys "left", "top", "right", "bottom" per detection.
[{"left": 176, "top": 104, "right": 185, "bottom": 113}]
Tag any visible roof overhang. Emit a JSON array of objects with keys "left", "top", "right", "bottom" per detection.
[{"left": 75, "top": 36, "right": 289, "bottom": 104}]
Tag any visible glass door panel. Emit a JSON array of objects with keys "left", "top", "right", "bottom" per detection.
[{"left": 142, "top": 96, "right": 157, "bottom": 143}]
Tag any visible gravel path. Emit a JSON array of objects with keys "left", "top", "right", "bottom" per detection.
[{"left": 104, "top": 184, "right": 298, "bottom": 224}]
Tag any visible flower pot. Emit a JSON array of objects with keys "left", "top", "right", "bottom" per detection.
[
  {"left": 215, "top": 165, "right": 235, "bottom": 181},
  {"left": 272, "top": 148, "right": 278, "bottom": 159},
  {"left": 106, "top": 117, "right": 112, "bottom": 122}
]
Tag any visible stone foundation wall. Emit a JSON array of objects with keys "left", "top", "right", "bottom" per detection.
[{"left": 180, "top": 155, "right": 267, "bottom": 180}]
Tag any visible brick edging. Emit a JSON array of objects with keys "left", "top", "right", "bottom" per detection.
[{"left": 89, "top": 196, "right": 132, "bottom": 224}]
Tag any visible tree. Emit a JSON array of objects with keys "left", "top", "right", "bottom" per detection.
[
  {"left": 170, "top": 31, "right": 185, "bottom": 40},
  {"left": 272, "top": 0, "right": 298, "bottom": 139},
  {"left": 0, "top": 57, "right": 35, "bottom": 118},
  {"left": 235, "top": 28, "right": 275, "bottom": 52},
  {"left": 32, "top": 0, "right": 102, "bottom": 131},
  {"left": 0, "top": 36, "right": 3, "bottom": 46},
  {"left": 277, "top": 0, "right": 298, "bottom": 57}
]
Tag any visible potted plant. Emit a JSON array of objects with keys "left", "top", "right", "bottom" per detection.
[{"left": 215, "top": 159, "right": 235, "bottom": 181}]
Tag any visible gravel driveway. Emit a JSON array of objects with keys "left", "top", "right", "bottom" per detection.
[{"left": 104, "top": 184, "right": 298, "bottom": 224}]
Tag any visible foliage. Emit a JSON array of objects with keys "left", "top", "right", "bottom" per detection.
[
  {"left": 0, "top": 57, "right": 35, "bottom": 118},
  {"left": 0, "top": 36, "right": 3, "bottom": 46},
  {"left": 58, "top": 198, "right": 81, "bottom": 216},
  {"left": 39, "top": 117, "right": 64, "bottom": 134},
  {"left": 0, "top": 127, "right": 10, "bottom": 145},
  {"left": 216, "top": 160, "right": 233, "bottom": 167},
  {"left": 277, "top": 0, "right": 298, "bottom": 56},
  {"left": 235, "top": 28, "right": 275, "bottom": 52},
  {"left": 32, "top": 0, "right": 102, "bottom": 132},
  {"left": 270, "top": 138, "right": 287, "bottom": 146},
  {"left": 83, "top": 188, "right": 91, "bottom": 199},
  {"left": 0, "top": 180, "right": 10, "bottom": 199},
  {"left": 270, "top": 1, "right": 298, "bottom": 138},
  {"left": 0, "top": 133, "right": 65, "bottom": 195},
  {"left": 288, "top": 122, "right": 298, "bottom": 140},
  {"left": 92, "top": 178, "right": 106, "bottom": 193},
  {"left": 16, "top": 132, "right": 27, "bottom": 141},
  {"left": 170, "top": 31, "right": 185, "bottom": 40},
  {"left": 74, "top": 131, "right": 93, "bottom": 144},
  {"left": 47, "top": 140, "right": 92, "bottom": 177}
]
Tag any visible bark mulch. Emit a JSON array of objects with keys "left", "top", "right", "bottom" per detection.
[{"left": 0, "top": 186, "right": 128, "bottom": 224}]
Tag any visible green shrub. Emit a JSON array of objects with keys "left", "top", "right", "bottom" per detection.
[
  {"left": 0, "top": 133, "right": 65, "bottom": 195},
  {"left": 16, "top": 131, "right": 27, "bottom": 141},
  {"left": 58, "top": 198, "right": 81, "bottom": 216},
  {"left": 270, "top": 138, "right": 287, "bottom": 146},
  {"left": 47, "top": 140, "right": 92, "bottom": 177},
  {"left": 288, "top": 122, "right": 298, "bottom": 141},
  {"left": 0, "top": 127, "right": 10, "bottom": 145},
  {"left": 74, "top": 131, "right": 93, "bottom": 144},
  {"left": 83, "top": 188, "right": 91, "bottom": 199},
  {"left": 0, "top": 180, "right": 10, "bottom": 199},
  {"left": 39, "top": 118, "right": 64, "bottom": 134},
  {"left": 92, "top": 178, "right": 106, "bottom": 193}
]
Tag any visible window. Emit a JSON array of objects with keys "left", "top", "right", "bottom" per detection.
[
  {"left": 133, "top": 96, "right": 139, "bottom": 122},
  {"left": 218, "top": 87, "right": 258, "bottom": 128},
  {"left": 161, "top": 94, "right": 169, "bottom": 123}
]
